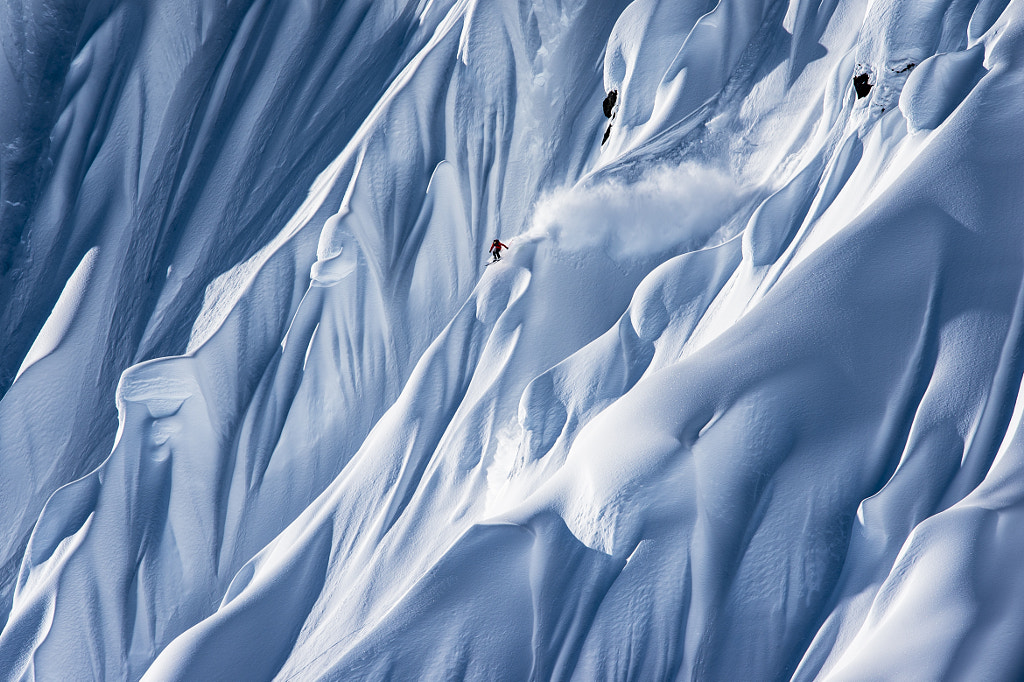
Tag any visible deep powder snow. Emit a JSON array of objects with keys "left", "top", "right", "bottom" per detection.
[{"left": 3, "top": 0, "right": 1024, "bottom": 680}]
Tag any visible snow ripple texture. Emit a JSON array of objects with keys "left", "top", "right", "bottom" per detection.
[{"left": 2, "top": 0, "right": 1024, "bottom": 679}]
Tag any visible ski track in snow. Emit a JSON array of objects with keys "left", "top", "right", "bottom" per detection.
[{"left": 3, "top": 0, "right": 1024, "bottom": 679}]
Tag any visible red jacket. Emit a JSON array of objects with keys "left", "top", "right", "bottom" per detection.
[{"left": 490, "top": 241, "right": 507, "bottom": 253}]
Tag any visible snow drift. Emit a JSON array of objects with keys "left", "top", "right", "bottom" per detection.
[{"left": 4, "top": 0, "right": 1024, "bottom": 679}]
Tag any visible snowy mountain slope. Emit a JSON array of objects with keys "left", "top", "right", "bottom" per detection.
[
  {"left": 4, "top": 0, "right": 1024, "bottom": 679},
  {"left": 0, "top": 0, "right": 462, "bottom": 629}
]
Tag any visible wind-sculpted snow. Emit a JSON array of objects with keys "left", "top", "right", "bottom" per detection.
[
  {"left": 4, "top": 0, "right": 1024, "bottom": 679},
  {"left": 0, "top": 0, "right": 462, "bottom": 625}
]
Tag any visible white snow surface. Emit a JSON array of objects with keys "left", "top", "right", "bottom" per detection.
[{"left": 3, "top": 0, "right": 1024, "bottom": 679}]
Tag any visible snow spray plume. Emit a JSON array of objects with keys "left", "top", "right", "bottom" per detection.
[{"left": 521, "top": 163, "right": 745, "bottom": 259}]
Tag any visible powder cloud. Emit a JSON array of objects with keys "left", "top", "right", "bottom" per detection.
[{"left": 520, "top": 163, "right": 746, "bottom": 260}]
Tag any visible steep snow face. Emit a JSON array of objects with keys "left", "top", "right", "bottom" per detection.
[
  {"left": 4, "top": 0, "right": 1024, "bottom": 679},
  {"left": 0, "top": 0, "right": 460, "bottom": 627}
]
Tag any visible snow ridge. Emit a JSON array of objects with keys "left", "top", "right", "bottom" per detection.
[{"left": 4, "top": 0, "right": 1024, "bottom": 679}]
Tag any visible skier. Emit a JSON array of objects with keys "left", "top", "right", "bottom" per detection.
[{"left": 489, "top": 238, "right": 508, "bottom": 262}]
